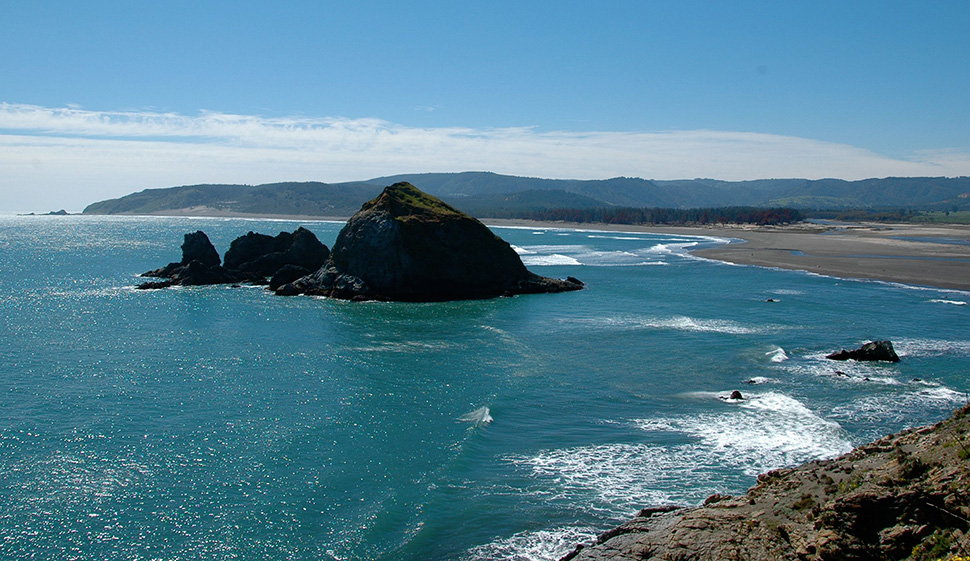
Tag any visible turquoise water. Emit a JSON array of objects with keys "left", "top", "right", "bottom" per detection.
[{"left": 1, "top": 215, "right": 968, "bottom": 560}]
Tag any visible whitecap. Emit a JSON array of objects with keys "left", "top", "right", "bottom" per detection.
[
  {"left": 464, "top": 525, "right": 598, "bottom": 561},
  {"left": 892, "top": 338, "right": 970, "bottom": 357},
  {"left": 767, "top": 347, "right": 789, "bottom": 363},
  {"left": 782, "top": 357, "right": 902, "bottom": 385},
  {"left": 512, "top": 442, "right": 709, "bottom": 511},
  {"left": 520, "top": 254, "right": 583, "bottom": 267},
  {"left": 642, "top": 242, "right": 699, "bottom": 256},
  {"left": 459, "top": 406, "right": 493, "bottom": 426},
  {"left": 562, "top": 315, "right": 766, "bottom": 335},
  {"left": 653, "top": 315, "right": 760, "bottom": 335},
  {"left": 635, "top": 391, "right": 853, "bottom": 476},
  {"left": 586, "top": 235, "right": 646, "bottom": 241},
  {"left": 929, "top": 299, "right": 967, "bottom": 306},
  {"left": 830, "top": 385, "right": 967, "bottom": 427},
  {"left": 510, "top": 392, "right": 851, "bottom": 518}
]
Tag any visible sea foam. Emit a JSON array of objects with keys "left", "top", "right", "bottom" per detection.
[
  {"left": 464, "top": 525, "right": 598, "bottom": 561},
  {"left": 511, "top": 392, "right": 852, "bottom": 522},
  {"left": 568, "top": 314, "right": 767, "bottom": 335},
  {"left": 767, "top": 347, "right": 789, "bottom": 362},
  {"left": 637, "top": 391, "right": 852, "bottom": 476}
]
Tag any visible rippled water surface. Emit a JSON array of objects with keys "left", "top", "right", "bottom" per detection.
[{"left": 1, "top": 215, "right": 967, "bottom": 560}]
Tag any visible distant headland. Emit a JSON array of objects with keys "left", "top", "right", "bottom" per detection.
[{"left": 81, "top": 172, "right": 970, "bottom": 221}]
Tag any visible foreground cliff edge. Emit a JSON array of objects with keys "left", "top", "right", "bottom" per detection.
[
  {"left": 275, "top": 182, "right": 583, "bottom": 301},
  {"left": 563, "top": 403, "right": 970, "bottom": 561}
]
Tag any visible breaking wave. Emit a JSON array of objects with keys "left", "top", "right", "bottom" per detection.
[
  {"left": 510, "top": 392, "right": 851, "bottom": 521},
  {"left": 564, "top": 314, "right": 768, "bottom": 335},
  {"left": 463, "top": 525, "right": 597, "bottom": 561},
  {"left": 767, "top": 346, "right": 789, "bottom": 362},
  {"left": 459, "top": 406, "right": 494, "bottom": 426}
]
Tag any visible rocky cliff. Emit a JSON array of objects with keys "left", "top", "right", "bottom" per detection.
[
  {"left": 276, "top": 182, "right": 583, "bottom": 301},
  {"left": 564, "top": 404, "right": 970, "bottom": 561}
]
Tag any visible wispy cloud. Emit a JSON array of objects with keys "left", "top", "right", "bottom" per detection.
[{"left": 1, "top": 102, "right": 968, "bottom": 210}]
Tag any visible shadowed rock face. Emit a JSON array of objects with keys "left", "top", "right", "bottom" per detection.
[
  {"left": 139, "top": 228, "right": 329, "bottom": 289},
  {"left": 223, "top": 227, "right": 329, "bottom": 277},
  {"left": 277, "top": 182, "right": 584, "bottom": 301},
  {"left": 826, "top": 340, "right": 901, "bottom": 362},
  {"left": 140, "top": 231, "right": 236, "bottom": 287},
  {"left": 181, "top": 231, "right": 221, "bottom": 268}
]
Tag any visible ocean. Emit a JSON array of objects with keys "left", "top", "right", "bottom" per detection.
[{"left": 1, "top": 214, "right": 967, "bottom": 560}]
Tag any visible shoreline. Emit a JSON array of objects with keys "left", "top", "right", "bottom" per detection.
[
  {"left": 484, "top": 218, "right": 970, "bottom": 293},
  {"left": 86, "top": 210, "right": 970, "bottom": 292},
  {"left": 564, "top": 404, "right": 970, "bottom": 560}
]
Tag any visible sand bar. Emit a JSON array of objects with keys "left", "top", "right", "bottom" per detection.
[{"left": 486, "top": 218, "right": 970, "bottom": 293}]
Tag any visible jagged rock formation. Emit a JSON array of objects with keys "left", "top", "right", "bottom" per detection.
[
  {"left": 139, "top": 231, "right": 239, "bottom": 288},
  {"left": 563, "top": 404, "right": 970, "bottom": 561},
  {"left": 223, "top": 227, "right": 329, "bottom": 277},
  {"left": 827, "top": 340, "right": 901, "bottom": 362},
  {"left": 276, "top": 182, "right": 584, "bottom": 301},
  {"left": 138, "top": 229, "right": 329, "bottom": 289}
]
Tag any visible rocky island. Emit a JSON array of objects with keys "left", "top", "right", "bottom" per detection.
[
  {"left": 139, "top": 182, "right": 583, "bottom": 301},
  {"left": 274, "top": 182, "right": 583, "bottom": 300},
  {"left": 563, "top": 404, "right": 970, "bottom": 561}
]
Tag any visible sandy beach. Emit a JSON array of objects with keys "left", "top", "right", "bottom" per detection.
[
  {"left": 485, "top": 218, "right": 970, "bottom": 293},
  {"left": 133, "top": 209, "right": 970, "bottom": 292}
]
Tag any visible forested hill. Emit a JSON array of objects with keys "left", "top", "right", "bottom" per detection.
[{"left": 82, "top": 173, "right": 970, "bottom": 218}]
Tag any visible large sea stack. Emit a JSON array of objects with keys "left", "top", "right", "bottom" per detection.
[{"left": 276, "top": 182, "right": 583, "bottom": 301}]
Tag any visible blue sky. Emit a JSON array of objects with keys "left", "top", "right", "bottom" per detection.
[{"left": 2, "top": 1, "right": 970, "bottom": 210}]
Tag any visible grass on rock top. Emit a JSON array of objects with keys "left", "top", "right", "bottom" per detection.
[{"left": 365, "top": 183, "right": 467, "bottom": 220}]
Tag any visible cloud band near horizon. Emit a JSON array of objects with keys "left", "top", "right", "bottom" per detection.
[{"left": 1, "top": 102, "right": 968, "bottom": 211}]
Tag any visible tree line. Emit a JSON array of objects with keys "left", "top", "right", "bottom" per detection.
[{"left": 503, "top": 206, "right": 803, "bottom": 226}]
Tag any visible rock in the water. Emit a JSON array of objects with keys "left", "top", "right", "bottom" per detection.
[
  {"left": 139, "top": 228, "right": 330, "bottom": 289},
  {"left": 826, "top": 340, "right": 900, "bottom": 362},
  {"left": 141, "top": 231, "right": 230, "bottom": 285},
  {"left": 223, "top": 227, "right": 329, "bottom": 277},
  {"left": 180, "top": 230, "right": 221, "bottom": 268},
  {"left": 277, "top": 182, "right": 584, "bottom": 301},
  {"left": 165, "top": 259, "right": 239, "bottom": 286}
]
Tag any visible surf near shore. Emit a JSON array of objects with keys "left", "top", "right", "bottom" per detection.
[{"left": 486, "top": 219, "right": 970, "bottom": 293}]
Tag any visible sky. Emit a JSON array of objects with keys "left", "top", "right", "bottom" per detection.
[{"left": 2, "top": 1, "right": 970, "bottom": 211}]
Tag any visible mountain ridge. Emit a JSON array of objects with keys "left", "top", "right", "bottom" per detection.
[{"left": 81, "top": 172, "right": 970, "bottom": 218}]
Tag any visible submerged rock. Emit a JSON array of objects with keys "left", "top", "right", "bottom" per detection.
[
  {"left": 826, "top": 340, "right": 900, "bottom": 362},
  {"left": 276, "top": 182, "right": 583, "bottom": 301}
]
